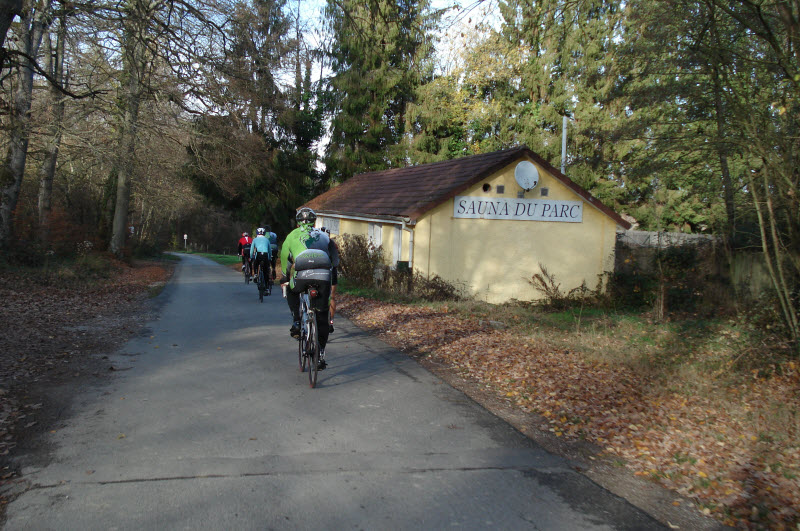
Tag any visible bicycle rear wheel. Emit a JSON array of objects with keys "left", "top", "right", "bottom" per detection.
[
  {"left": 244, "top": 261, "right": 250, "bottom": 284},
  {"left": 258, "top": 269, "right": 264, "bottom": 302},
  {"left": 307, "top": 317, "right": 319, "bottom": 388}
]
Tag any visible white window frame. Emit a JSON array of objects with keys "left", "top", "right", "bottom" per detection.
[
  {"left": 318, "top": 216, "right": 339, "bottom": 234},
  {"left": 325, "top": 218, "right": 340, "bottom": 235},
  {"left": 393, "top": 225, "right": 401, "bottom": 265},
  {"left": 368, "top": 222, "right": 382, "bottom": 249}
]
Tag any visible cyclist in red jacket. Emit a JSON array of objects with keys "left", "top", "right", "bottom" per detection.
[{"left": 237, "top": 232, "right": 253, "bottom": 274}]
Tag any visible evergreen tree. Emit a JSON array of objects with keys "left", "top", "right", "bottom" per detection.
[
  {"left": 496, "top": 0, "right": 631, "bottom": 205},
  {"left": 322, "top": 0, "right": 441, "bottom": 182}
]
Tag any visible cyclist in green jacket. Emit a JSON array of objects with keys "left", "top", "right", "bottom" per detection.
[{"left": 280, "top": 208, "right": 339, "bottom": 370}]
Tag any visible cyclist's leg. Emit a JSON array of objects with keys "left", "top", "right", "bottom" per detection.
[
  {"left": 314, "top": 307, "right": 329, "bottom": 369},
  {"left": 328, "top": 284, "right": 337, "bottom": 332},
  {"left": 316, "top": 309, "right": 330, "bottom": 349},
  {"left": 287, "top": 289, "right": 300, "bottom": 336},
  {"left": 260, "top": 256, "right": 267, "bottom": 285}
]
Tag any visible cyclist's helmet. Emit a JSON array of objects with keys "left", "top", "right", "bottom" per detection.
[
  {"left": 296, "top": 207, "right": 316, "bottom": 225},
  {"left": 256, "top": 227, "right": 266, "bottom": 235},
  {"left": 242, "top": 232, "right": 248, "bottom": 237}
]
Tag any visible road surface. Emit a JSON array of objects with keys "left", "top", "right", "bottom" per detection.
[{"left": 2, "top": 254, "right": 663, "bottom": 530}]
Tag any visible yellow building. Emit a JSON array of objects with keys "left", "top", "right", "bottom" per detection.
[{"left": 304, "top": 146, "right": 631, "bottom": 304}]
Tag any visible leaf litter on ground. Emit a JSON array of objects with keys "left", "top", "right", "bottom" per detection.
[
  {"left": 338, "top": 294, "right": 800, "bottom": 530},
  {"left": 0, "top": 258, "right": 173, "bottom": 489}
]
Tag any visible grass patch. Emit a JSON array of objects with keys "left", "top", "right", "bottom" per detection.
[
  {"left": 195, "top": 253, "right": 241, "bottom": 267},
  {"left": 337, "top": 277, "right": 409, "bottom": 302}
]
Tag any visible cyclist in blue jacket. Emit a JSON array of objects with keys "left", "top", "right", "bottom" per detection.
[
  {"left": 265, "top": 225, "right": 279, "bottom": 280},
  {"left": 250, "top": 227, "right": 273, "bottom": 283}
]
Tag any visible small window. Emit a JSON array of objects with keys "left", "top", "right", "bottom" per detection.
[
  {"left": 496, "top": 185, "right": 505, "bottom": 194},
  {"left": 325, "top": 218, "right": 340, "bottom": 235},
  {"left": 517, "top": 191, "right": 525, "bottom": 198},
  {"left": 540, "top": 188, "right": 549, "bottom": 197},
  {"left": 368, "top": 223, "right": 382, "bottom": 248},
  {"left": 482, "top": 183, "right": 491, "bottom": 192}
]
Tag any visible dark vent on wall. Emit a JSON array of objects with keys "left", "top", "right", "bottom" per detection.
[{"left": 496, "top": 185, "right": 504, "bottom": 194}]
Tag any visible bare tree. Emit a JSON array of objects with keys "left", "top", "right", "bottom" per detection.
[
  {"left": 37, "top": 10, "right": 67, "bottom": 244},
  {"left": 0, "top": 0, "right": 53, "bottom": 250},
  {"left": 106, "top": 0, "right": 228, "bottom": 256}
]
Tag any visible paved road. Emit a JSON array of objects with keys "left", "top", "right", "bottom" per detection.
[{"left": 3, "top": 254, "right": 662, "bottom": 530}]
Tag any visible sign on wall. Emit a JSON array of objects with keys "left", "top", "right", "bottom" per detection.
[{"left": 453, "top": 196, "right": 583, "bottom": 222}]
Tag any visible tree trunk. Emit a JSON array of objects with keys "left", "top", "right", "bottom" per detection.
[
  {"left": 109, "top": 5, "right": 146, "bottom": 257},
  {"left": 713, "top": 67, "right": 735, "bottom": 240},
  {"left": 38, "top": 16, "right": 67, "bottom": 245},
  {"left": 749, "top": 167, "right": 799, "bottom": 343},
  {"left": 0, "top": 0, "right": 52, "bottom": 250},
  {"left": 109, "top": 96, "right": 140, "bottom": 256}
]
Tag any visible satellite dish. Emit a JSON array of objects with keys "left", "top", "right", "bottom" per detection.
[{"left": 514, "top": 161, "right": 539, "bottom": 191}]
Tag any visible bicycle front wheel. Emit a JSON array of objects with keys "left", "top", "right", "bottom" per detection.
[{"left": 307, "top": 317, "right": 319, "bottom": 388}]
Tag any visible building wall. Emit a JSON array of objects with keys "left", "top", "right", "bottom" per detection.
[
  {"left": 318, "top": 216, "right": 411, "bottom": 266},
  {"left": 414, "top": 157, "right": 618, "bottom": 304}
]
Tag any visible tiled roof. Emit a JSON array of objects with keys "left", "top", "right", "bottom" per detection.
[{"left": 304, "top": 146, "right": 631, "bottom": 229}]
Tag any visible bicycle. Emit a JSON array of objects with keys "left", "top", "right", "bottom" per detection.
[
  {"left": 257, "top": 266, "right": 265, "bottom": 302},
  {"left": 256, "top": 265, "right": 273, "bottom": 302},
  {"left": 243, "top": 256, "right": 252, "bottom": 284},
  {"left": 264, "top": 264, "right": 273, "bottom": 297},
  {"left": 297, "top": 290, "right": 320, "bottom": 387},
  {"left": 292, "top": 249, "right": 332, "bottom": 389},
  {"left": 254, "top": 253, "right": 271, "bottom": 302}
]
